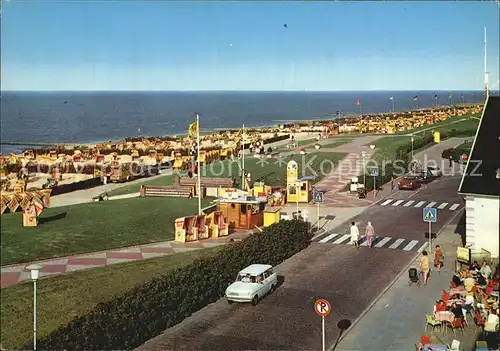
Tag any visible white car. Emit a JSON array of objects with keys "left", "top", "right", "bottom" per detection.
[
  {"left": 225, "top": 264, "right": 278, "bottom": 305},
  {"left": 426, "top": 166, "right": 443, "bottom": 177}
]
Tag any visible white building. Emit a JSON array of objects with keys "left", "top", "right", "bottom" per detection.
[{"left": 458, "top": 96, "right": 500, "bottom": 259}]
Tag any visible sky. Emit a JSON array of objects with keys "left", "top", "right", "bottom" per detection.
[{"left": 1, "top": 1, "right": 499, "bottom": 91}]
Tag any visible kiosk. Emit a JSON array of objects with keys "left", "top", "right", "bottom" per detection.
[
  {"left": 286, "top": 160, "right": 316, "bottom": 203},
  {"left": 263, "top": 206, "right": 282, "bottom": 227},
  {"left": 216, "top": 196, "right": 267, "bottom": 230}
]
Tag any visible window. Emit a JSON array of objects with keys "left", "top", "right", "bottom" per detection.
[
  {"left": 288, "top": 185, "right": 296, "bottom": 195},
  {"left": 301, "top": 183, "right": 307, "bottom": 191},
  {"left": 240, "top": 204, "right": 247, "bottom": 214}
]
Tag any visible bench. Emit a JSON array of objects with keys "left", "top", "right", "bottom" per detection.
[
  {"left": 179, "top": 177, "right": 234, "bottom": 188},
  {"left": 140, "top": 185, "right": 193, "bottom": 198}
]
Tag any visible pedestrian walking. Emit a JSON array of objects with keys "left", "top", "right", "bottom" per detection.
[
  {"left": 350, "top": 222, "right": 360, "bottom": 248},
  {"left": 434, "top": 245, "right": 444, "bottom": 272},
  {"left": 391, "top": 175, "right": 394, "bottom": 190},
  {"left": 365, "top": 221, "right": 375, "bottom": 248},
  {"left": 420, "top": 251, "right": 430, "bottom": 285}
]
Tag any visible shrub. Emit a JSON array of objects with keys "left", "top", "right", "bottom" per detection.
[{"left": 35, "top": 220, "right": 309, "bottom": 350}]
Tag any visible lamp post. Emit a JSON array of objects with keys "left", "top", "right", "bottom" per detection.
[
  {"left": 27, "top": 264, "right": 43, "bottom": 350},
  {"left": 369, "top": 145, "right": 376, "bottom": 198},
  {"left": 411, "top": 136, "right": 414, "bottom": 160},
  {"left": 361, "top": 151, "right": 366, "bottom": 185}
]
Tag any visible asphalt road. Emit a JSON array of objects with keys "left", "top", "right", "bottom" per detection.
[{"left": 138, "top": 176, "right": 462, "bottom": 351}]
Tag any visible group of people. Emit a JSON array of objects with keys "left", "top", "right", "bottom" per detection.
[
  {"left": 349, "top": 221, "right": 376, "bottom": 248},
  {"left": 418, "top": 245, "right": 445, "bottom": 285}
]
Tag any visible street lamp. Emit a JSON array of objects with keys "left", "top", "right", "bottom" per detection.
[
  {"left": 361, "top": 151, "right": 366, "bottom": 185},
  {"left": 295, "top": 181, "right": 300, "bottom": 219},
  {"left": 369, "top": 145, "right": 376, "bottom": 199},
  {"left": 411, "top": 136, "right": 414, "bottom": 160},
  {"left": 27, "top": 264, "right": 43, "bottom": 350}
]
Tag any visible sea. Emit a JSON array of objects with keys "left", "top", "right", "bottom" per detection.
[{"left": 0, "top": 90, "right": 487, "bottom": 155}]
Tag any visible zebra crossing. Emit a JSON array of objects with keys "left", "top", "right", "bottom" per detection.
[
  {"left": 312, "top": 231, "right": 429, "bottom": 253},
  {"left": 378, "top": 198, "right": 461, "bottom": 211}
]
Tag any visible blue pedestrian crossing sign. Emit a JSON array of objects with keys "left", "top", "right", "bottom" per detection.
[
  {"left": 313, "top": 191, "right": 324, "bottom": 204},
  {"left": 423, "top": 207, "right": 437, "bottom": 223},
  {"left": 370, "top": 167, "right": 379, "bottom": 177}
]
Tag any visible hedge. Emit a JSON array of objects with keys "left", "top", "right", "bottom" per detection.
[
  {"left": 361, "top": 126, "right": 477, "bottom": 191},
  {"left": 34, "top": 219, "right": 310, "bottom": 350},
  {"left": 441, "top": 140, "right": 472, "bottom": 162}
]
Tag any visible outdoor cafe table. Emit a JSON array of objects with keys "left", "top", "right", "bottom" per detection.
[
  {"left": 445, "top": 299, "right": 463, "bottom": 306},
  {"left": 434, "top": 311, "right": 455, "bottom": 323},
  {"left": 449, "top": 288, "right": 468, "bottom": 297},
  {"left": 424, "top": 344, "right": 449, "bottom": 351}
]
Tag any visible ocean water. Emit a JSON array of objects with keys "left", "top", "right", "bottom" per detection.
[{"left": 0, "top": 90, "right": 485, "bottom": 154}]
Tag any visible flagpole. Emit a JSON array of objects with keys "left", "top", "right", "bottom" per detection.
[
  {"left": 241, "top": 124, "right": 245, "bottom": 191},
  {"left": 196, "top": 113, "right": 201, "bottom": 215}
]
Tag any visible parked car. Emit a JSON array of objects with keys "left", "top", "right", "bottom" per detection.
[
  {"left": 398, "top": 176, "right": 422, "bottom": 190},
  {"left": 416, "top": 170, "right": 434, "bottom": 184},
  {"left": 225, "top": 264, "right": 278, "bottom": 305},
  {"left": 426, "top": 166, "right": 443, "bottom": 177}
]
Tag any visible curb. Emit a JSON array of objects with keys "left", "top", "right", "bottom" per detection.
[{"left": 330, "top": 208, "right": 465, "bottom": 350}]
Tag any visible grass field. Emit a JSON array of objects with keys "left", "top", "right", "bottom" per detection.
[
  {"left": 0, "top": 247, "right": 223, "bottom": 350},
  {"left": 1, "top": 197, "right": 213, "bottom": 265},
  {"left": 108, "top": 151, "right": 347, "bottom": 196},
  {"left": 320, "top": 139, "right": 354, "bottom": 149}
]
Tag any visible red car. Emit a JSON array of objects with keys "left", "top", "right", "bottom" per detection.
[{"left": 398, "top": 176, "right": 422, "bottom": 190}]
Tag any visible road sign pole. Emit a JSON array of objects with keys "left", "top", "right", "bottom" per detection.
[
  {"left": 322, "top": 315, "right": 325, "bottom": 351},
  {"left": 428, "top": 221, "right": 432, "bottom": 249},
  {"left": 373, "top": 174, "right": 376, "bottom": 199},
  {"left": 317, "top": 201, "right": 320, "bottom": 232}
]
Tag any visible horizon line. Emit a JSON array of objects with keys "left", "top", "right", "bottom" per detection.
[{"left": 1, "top": 89, "right": 493, "bottom": 93}]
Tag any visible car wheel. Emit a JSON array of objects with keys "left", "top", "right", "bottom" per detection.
[
  {"left": 252, "top": 295, "right": 259, "bottom": 306},
  {"left": 227, "top": 299, "right": 233, "bottom": 305},
  {"left": 270, "top": 284, "right": 276, "bottom": 293}
]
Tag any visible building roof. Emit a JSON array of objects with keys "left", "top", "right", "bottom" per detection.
[
  {"left": 458, "top": 96, "right": 500, "bottom": 197},
  {"left": 239, "top": 264, "right": 273, "bottom": 275}
]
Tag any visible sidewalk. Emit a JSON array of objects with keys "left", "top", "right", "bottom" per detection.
[
  {"left": 0, "top": 230, "right": 253, "bottom": 288},
  {"left": 335, "top": 210, "right": 480, "bottom": 351}
]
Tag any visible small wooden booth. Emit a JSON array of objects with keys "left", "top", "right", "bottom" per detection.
[
  {"left": 285, "top": 160, "right": 316, "bottom": 204},
  {"left": 174, "top": 211, "right": 229, "bottom": 243},
  {"left": 216, "top": 196, "right": 267, "bottom": 230},
  {"left": 263, "top": 206, "right": 282, "bottom": 227}
]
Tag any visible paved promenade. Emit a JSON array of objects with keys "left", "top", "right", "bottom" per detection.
[
  {"left": 335, "top": 210, "right": 479, "bottom": 351},
  {"left": 0, "top": 230, "right": 253, "bottom": 288}
]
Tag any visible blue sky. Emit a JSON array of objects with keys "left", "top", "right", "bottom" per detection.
[{"left": 2, "top": 1, "right": 499, "bottom": 91}]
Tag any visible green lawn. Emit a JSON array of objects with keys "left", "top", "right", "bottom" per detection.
[
  {"left": 108, "top": 151, "right": 347, "bottom": 196},
  {"left": 1, "top": 197, "right": 213, "bottom": 265},
  {"left": 200, "top": 152, "right": 346, "bottom": 186},
  {"left": 0, "top": 247, "right": 223, "bottom": 350},
  {"left": 395, "top": 113, "right": 480, "bottom": 135},
  {"left": 320, "top": 139, "right": 354, "bottom": 149}
]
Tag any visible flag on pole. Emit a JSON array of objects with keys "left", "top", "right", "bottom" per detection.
[
  {"left": 188, "top": 120, "right": 198, "bottom": 137},
  {"left": 448, "top": 93, "right": 452, "bottom": 99},
  {"left": 356, "top": 98, "right": 361, "bottom": 106},
  {"left": 413, "top": 95, "right": 419, "bottom": 101},
  {"left": 389, "top": 96, "right": 394, "bottom": 100},
  {"left": 433, "top": 94, "right": 439, "bottom": 100}
]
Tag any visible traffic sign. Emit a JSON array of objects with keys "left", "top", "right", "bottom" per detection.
[
  {"left": 369, "top": 167, "right": 379, "bottom": 177},
  {"left": 313, "top": 191, "right": 324, "bottom": 204},
  {"left": 314, "top": 299, "right": 331, "bottom": 317},
  {"left": 423, "top": 207, "right": 437, "bottom": 223}
]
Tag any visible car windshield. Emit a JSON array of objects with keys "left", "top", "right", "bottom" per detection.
[
  {"left": 427, "top": 167, "right": 435, "bottom": 170},
  {"left": 404, "top": 176, "right": 417, "bottom": 180},
  {"left": 237, "top": 273, "right": 256, "bottom": 283}
]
